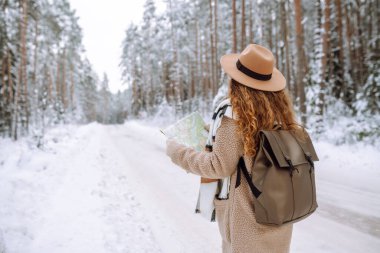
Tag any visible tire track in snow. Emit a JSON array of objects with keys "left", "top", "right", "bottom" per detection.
[
  {"left": 317, "top": 179, "right": 380, "bottom": 238},
  {"left": 94, "top": 132, "right": 162, "bottom": 253},
  {"left": 27, "top": 124, "right": 161, "bottom": 253},
  {"left": 107, "top": 124, "right": 221, "bottom": 253},
  {"left": 318, "top": 201, "right": 380, "bottom": 238}
]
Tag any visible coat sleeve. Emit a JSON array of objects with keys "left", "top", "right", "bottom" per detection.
[{"left": 166, "top": 116, "right": 244, "bottom": 179}]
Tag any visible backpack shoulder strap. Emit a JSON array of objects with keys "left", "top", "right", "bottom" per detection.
[{"left": 235, "top": 157, "right": 262, "bottom": 198}]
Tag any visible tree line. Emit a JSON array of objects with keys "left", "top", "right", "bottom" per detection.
[
  {"left": 0, "top": 0, "right": 127, "bottom": 144},
  {"left": 1, "top": 0, "right": 378, "bottom": 144},
  {"left": 120, "top": 0, "right": 379, "bottom": 138}
]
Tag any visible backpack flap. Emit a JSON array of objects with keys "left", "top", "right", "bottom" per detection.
[{"left": 260, "top": 129, "right": 319, "bottom": 168}]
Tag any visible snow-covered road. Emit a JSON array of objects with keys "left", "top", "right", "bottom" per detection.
[{"left": 0, "top": 122, "right": 379, "bottom": 253}]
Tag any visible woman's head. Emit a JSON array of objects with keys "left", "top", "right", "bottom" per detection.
[{"left": 229, "top": 78, "right": 300, "bottom": 157}]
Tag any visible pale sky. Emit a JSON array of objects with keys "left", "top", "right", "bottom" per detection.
[{"left": 69, "top": 0, "right": 164, "bottom": 93}]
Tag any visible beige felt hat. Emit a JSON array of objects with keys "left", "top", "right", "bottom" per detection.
[{"left": 220, "top": 44, "right": 286, "bottom": 91}]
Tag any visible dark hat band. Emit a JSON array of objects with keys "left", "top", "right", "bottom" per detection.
[{"left": 236, "top": 60, "right": 272, "bottom": 81}]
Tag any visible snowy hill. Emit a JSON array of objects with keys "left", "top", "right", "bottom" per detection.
[{"left": 0, "top": 122, "right": 379, "bottom": 253}]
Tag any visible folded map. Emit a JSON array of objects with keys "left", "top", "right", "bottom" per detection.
[{"left": 161, "top": 112, "right": 208, "bottom": 152}]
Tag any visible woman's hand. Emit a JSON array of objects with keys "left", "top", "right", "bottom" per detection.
[{"left": 166, "top": 138, "right": 179, "bottom": 158}]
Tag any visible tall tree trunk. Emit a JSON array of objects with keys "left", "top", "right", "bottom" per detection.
[
  {"left": 1, "top": 57, "right": 6, "bottom": 99},
  {"left": 56, "top": 56, "right": 61, "bottom": 103},
  {"left": 249, "top": 0, "right": 253, "bottom": 43},
  {"left": 168, "top": 0, "right": 179, "bottom": 107},
  {"left": 294, "top": 0, "right": 307, "bottom": 124},
  {"left": 355, "top": 0, "right": 366, "bottom": 87},
  {"left": 322, "top": 0, "right": 331, "bottom": 84},
  {"left": 232, "top": 0, "right": 237, "bottom": 53},
  {"left": 32, "top": 19, "right": 38, "bottom": 89},
  {"left": 376, "top": 0, "right": 380, "bottom": 52},
  {"left": 7, "top": 51, "right": 14, "bottom": 138},
  {"left": 268, "top": 12, "right": 273, "bottom": 50},
  {"left": 318, "top": 0, "right": 330, "bottom": 121},
  {"left": 12, "top": 0, "right": 29, "bottom": 140},
  {"left": 214, "top": 0, "right": 219, "bottom": 89},
  {"left": 209, "top": 0, "right": 215, "bottom": 95},
  {"left": 70, "top": 63, "right": 74, "bottom": 110},
  {"left": 62, "top": 48, "right": 67, "bottom": 110},
  {"left": 32, "top": 18, "right": 39, "bottom": 129},
  {"left": 313, "top": 0, "right": 325, "bottom": 134},
  {"left": 241, "top": 0, "right": 246, "bottom": 51},
  {"left": 21, "top": 0, "right": 29, "bottom": 134},
  {"left": 280, "top": 0, "right": 292, "bottom": 96},
  {"left": 7, "top": 51, "right": 13, "bottom": 103},
  {"left": 205, "top": 31, "right": 212, "bottom": 98},
  {"left": 195, "top": 20, "right": 199, "bottom": 98},
  {"left": 47, "top": 67, "right": 52, "bottom": 101},
  {"left": 334, "top": 0, "right": 344, "bottom": 100},
  {"left": 1, "top": 53, "right": 9, "bottom": 137},
  {"left": 344, "top": 2, "right": 353, "bottom": 80},
  {"left": 190, "top": 57, "right": 195, "bottom": 100},
  {"left": 274, "top": 17, "right": 279, "bottom": 68}
]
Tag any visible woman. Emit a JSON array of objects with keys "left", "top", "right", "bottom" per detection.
[{"left": 166, "top": 44, "right": 296, "bottom": 253}]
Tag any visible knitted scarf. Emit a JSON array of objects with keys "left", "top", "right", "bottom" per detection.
[{"left": 195, "top": 98, "right": 235, "bottom": 222}]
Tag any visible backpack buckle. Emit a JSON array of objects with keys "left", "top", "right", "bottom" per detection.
[
  {"left": 305, "top": 153, "right": 314, "bottom": 173},
  {"left": 285, "top": 157, "right": 299, "bottom": 177}
]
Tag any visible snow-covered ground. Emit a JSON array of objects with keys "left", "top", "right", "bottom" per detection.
[{"left": 0, "top": 121, "right": 379, "bottom": 253}]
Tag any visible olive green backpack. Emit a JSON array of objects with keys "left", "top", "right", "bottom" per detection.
[{"left": 236, "top": 126, "right": 319, "bottom": 226}]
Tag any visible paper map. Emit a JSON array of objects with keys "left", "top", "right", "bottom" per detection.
[{"left": 161, "top": 112, "right": 208, "bottom": 152}]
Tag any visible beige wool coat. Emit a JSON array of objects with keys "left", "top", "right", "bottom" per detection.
[{"left": 166, "top": 116, "right": 293, "bottom": 253}]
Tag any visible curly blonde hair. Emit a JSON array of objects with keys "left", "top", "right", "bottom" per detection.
[{"left": 229, "top": 78, "right": 301, "bottom": 157}]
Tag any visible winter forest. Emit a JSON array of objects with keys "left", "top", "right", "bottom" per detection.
[
  {"left": 0, "top": 0, "right": 127, "bottom": 144},
  {"left": 0, "top": 0, "right": 379, "bottom": 145},
  {"left": 120, "top": 0, "right": 380, "bottom": 143},
  {"left": 0, "top": 0, "right": 380, "bottom": 252}
]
